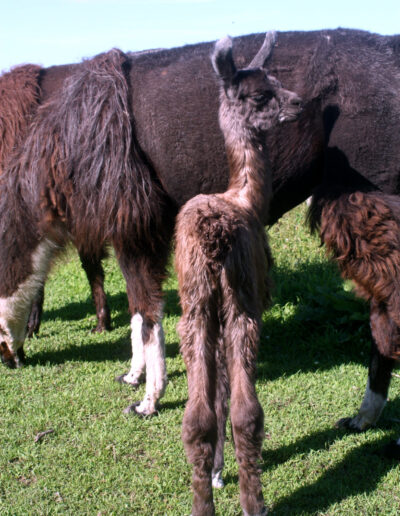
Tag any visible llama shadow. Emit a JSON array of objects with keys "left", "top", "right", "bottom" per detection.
[
  {"left": 267, "top": 430, "right": 400, "bottom": 514},
  {"left": 220, "top": 405, "right": 400, "bottom": 513},
  {"left": 35, "top": 257, "right": 372, "bottom": 377}
]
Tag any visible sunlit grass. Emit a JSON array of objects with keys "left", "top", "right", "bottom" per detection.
[{"left": 0, "top": 202, "right": 399, "bottom": 515}]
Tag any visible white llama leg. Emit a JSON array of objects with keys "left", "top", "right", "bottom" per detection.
[
  {"left": 119, "top": 313, "right": 146, "bottom": 386},
  {"left": 124, "top": 316, "right": 167, "bottom": 416},
  {"left": 338, "top": 378, "right": 387, "bottom": 431},
  {"left": 0, "top": 239, "right": 59, "bottom": 365}
]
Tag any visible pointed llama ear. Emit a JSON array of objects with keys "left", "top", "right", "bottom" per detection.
[
  {"left": 247, "top": 31, "right": 277, "bottom": 69},
  {"left": 211, "top": 36, "right": 237, "bottom": 86}
]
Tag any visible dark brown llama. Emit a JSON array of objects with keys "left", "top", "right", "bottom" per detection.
[
  {"left": 175, "top": 34, "right": 302, "bottom": 516},
  {"left": 0, "top": 49, "right": 173, "bottom": 416},
  {"left": 0, "top": 64, "right": 111, "bottom": 337},
  {"left": 3, "top": 31, "right": 400, "bottom": 457}
]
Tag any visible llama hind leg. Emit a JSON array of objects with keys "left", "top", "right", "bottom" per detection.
[
  {"left": 79, "top": 248, "right": 111, "bottom": 333},
  {"left": 0, "top": 238, "right": 60, "bottom": 368},
  {"left": 226, "top": 313, "right": 266, "bottom": 516},
  {"left": 212, "top": 341, "right": 229, "bottom": 489},
  {"left": 116, "top": 252, "right": 167, "bottom": 416},
  {"left": 337, "top": 301, "right": 395, "bottom": 431},
  {"left": 180, "top": 314, "right": 218, "bottom": 516},
  {"left": 27, "top": 285, "right": 44, "bottom": 338}
]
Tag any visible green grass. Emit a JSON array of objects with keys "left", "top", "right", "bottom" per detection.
[{"left": 1, "top": 202, "right": 400, "bottom": 515}]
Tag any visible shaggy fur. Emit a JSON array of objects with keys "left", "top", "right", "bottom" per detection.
[
  {"left": 0, "top": 64, "right": 41, "bottom": 174},
  {"left": 310, "top": 190, "right": 400, "bottom": 359},
  {"left": 0, "top": 49, "right": 174, "bottom": 414},
  {"left": 175, "top": 35, "right": 301, "bottom": 516},
  {"left": 0, "top": 63, "right": 111, "bottom": 335}
]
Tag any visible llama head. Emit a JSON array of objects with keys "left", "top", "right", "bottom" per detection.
[{"left": 211, "top": 33, "right": 302, "bottom": 137}]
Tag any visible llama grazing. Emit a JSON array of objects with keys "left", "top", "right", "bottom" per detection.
[
  {"left": 0, "top": 64, "right": 111, "bottom": 337},
  {"left": 0, "top": 49, "right": 173, "bottom": 417},
  {"left": 175, "top": 34, "right": 302, "bottom": 516}
]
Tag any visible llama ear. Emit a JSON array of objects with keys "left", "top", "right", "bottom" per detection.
[
  {"left": 247, "top": 31, "right": 277, "bottom": 69},
  {"left": 211, "top": 36, "right": 237, "bottom": 87}
]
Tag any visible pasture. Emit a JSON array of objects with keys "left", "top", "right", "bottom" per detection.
[{"left": 1, "top": 202, "right": 399, "bottom": 515}]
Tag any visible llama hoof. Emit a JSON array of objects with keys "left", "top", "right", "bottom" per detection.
[
  {"left": 91, "top": 319, "right": 111, "bottom": 333},
  {"left": 115, "top": 374, "right": 141, "bottom": 390},
  {"left": 123, "top": 401, "right": 159, "bottom": 417},
  {"left": 243, "top": 507, "right": 268, "bottom": 516},
  {"left": 212, "top": 470, "right": 224, "bottom": 488},
  {"left": 0, "top": 346, "right": 25, "bottom": 369},
  {"left": 335, "top": 416, "right": 366, "bottom": 432},
  {"left": 382, "top": 441, "right": 400, "bottom": 460}
]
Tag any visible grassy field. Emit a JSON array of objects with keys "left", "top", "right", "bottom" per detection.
[{"left": 1, "top": 202, "right": 400, "bottom": 515}]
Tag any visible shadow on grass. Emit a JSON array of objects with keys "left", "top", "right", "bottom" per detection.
[
  {"left": 221, "top": 411, "right": 400, "bottom": 513},
  {"left": 269, "top": 431, "right": 400, "bottom": 515},
  {"left": 37, "top": 260, "right": 370, "bottom": 378},
  {"left": 26, "top": 336, "right": 180, "bottom": 367}
]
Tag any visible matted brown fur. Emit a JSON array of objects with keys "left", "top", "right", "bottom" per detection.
[
  {"left": 318, "top": 191, "right": 400, "bottom": 359},
  {"left": 0, "top": 64, "right": 41, "bottom": 174},
  {"left": 0, "top": 48, "right": 172, "bottom": 297}
]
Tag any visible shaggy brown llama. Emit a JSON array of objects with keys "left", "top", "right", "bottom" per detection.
[
  {"left": 175, "top": 34, "right": 302, "bottom": 516},
  {"left": 309, "top": 189, "right": 400, "bottom": 456},
  {"left": 0, "top": 49, "right": 173, "bottom": 417},
  {"left": 0, "top": 64, "right": 111, "bottom": 337}
]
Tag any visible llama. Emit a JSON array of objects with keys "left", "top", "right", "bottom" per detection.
[
  {"left": 3, "top": 32, "right": 400, "bottom": 455},
  {"left": 0, "top": 64, "right": 111, "bottom": 337},
  {"left": 0, "top": 49, "right": 174, "bottom": 418},
  {"left": 309, "top": 189, "right": 400, "bottom": 454},
  {"left": 175, "top": 34, "right": 302, "bottom": 516}
]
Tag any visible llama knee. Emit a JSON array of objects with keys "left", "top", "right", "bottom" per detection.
[
  {"left": 231, "top": 396, "right": 264, "bottom": 446},
  {"left": 183, "top": 402, "right": 217, "bottom": 469}
]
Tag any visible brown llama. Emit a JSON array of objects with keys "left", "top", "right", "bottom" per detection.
[
  {"left": 175, "top": 34, "right": 302, "bottom": 516},
  {"left": 309, "top": 189, "right": 400, "bottom": 455},
  {"left": 0, "top": 64, "right": 111, "bottom": 337},
  {"left": 0, "top": 49, "right": 173, "bottom": 417}
]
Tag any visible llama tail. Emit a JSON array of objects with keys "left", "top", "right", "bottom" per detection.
[{"left": 317, "top": 190, "right": 400, "bottom": 358}]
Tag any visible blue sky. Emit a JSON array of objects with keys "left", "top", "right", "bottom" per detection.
[{"left": 1, "top": 0, "right": 399, "bottom": 71}]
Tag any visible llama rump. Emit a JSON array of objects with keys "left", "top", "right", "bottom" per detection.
[
  {"left": 0, "top": 48, "right": 174, "bottom": 416},
  {"left": 175, "top": 34, "right": 302, "bottom": 516},
  {"left": 0, "top": 63, "right": 111, "bottom": 337}
]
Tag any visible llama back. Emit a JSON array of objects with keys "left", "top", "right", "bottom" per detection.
[{"left": 175, "top": 193, "right": 272, "bottom": 316}]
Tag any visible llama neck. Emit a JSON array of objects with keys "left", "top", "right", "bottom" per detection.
[{"left": 224, "top": 132, "right": 271, "bottom": 221}]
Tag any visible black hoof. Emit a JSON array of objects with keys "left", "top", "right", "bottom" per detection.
[
  {"left": 123, "top": 402, "right": 158, "bottom": 418},
  {"left": 91, "top": 322, "right": 111, "bottom": 334},
  {"left": 335, "top": 417, "right": 363, "bottom": 433},
  {"left": 382, "top": 440, "right": 400, "bottom": 460}
]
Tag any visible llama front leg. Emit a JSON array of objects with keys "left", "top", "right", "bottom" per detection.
[
  {"left": 337, "top": 300, "right": 395, "bottom": 431},
  {"left": 0, "top": 238, "right": 60, "bottom": 368},
  {"left": 226, "top": 313, "right": 266, "bottom": 516},
  {"left": 27, "top": 285, "right": 44, "bottom": 338},
  {"left": 78, "top": 249, "right": 111, "bottom": 333},
  {"left": 116, "top": 251, "right": 167, "bottom": 416}
]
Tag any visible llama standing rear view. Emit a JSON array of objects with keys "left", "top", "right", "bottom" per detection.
[{"left": 175, "top": 34, "right": 302, "bottom": 516}]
